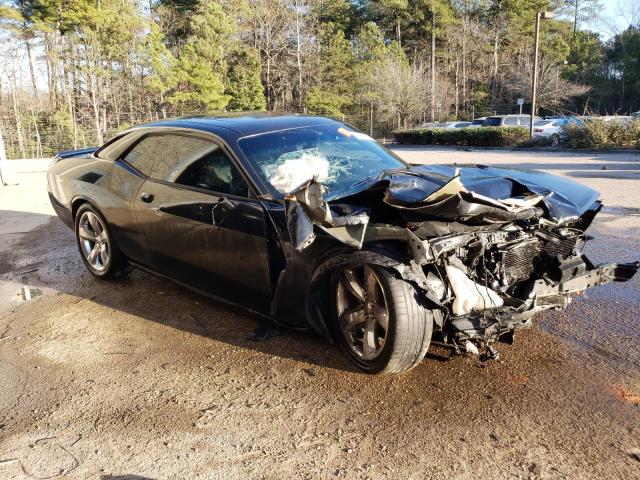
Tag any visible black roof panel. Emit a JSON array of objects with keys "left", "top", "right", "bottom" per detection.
[{"left": 138, "top": 112, "right": 339, "bottom": 138}]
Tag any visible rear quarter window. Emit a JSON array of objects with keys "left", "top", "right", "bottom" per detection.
[{"left": 122, "top": 134, "right": 213, "bottom": 179}]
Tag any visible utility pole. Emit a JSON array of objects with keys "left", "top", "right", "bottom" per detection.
[
  {"left": 431, "top": 13, "right": 436, "bottom": 123},
  {"left": 530, "top": 11, "right": 554, "bottom": 139}
]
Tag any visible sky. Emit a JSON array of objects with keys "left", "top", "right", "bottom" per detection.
[{"left": 595, "top": 0, "right": 639, "bottom": 38}]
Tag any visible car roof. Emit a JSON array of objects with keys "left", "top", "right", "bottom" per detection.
[
  {"left": 489, "top": 114, "right": 536, "bottom": 118},
  {"left": 136, "top": 112, "right": 340, "bottom": 140}
]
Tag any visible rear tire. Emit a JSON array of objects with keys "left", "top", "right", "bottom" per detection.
[
  {"left": 331, "top": 264, "right": 434, "bottom": 374},
  {"left": 75, "top": 203, "right": 127, "bottom": 280}
]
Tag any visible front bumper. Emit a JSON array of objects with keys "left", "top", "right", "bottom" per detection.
[{"left": 449, "top": 260, "right": 639, "bottom": 342}]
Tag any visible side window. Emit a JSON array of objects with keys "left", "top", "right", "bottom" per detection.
[
  {"left": 123, "top": 134, "right": 249, "bottom": 197},
  {"left": 504, "top": 117, "right": 519, "bottom": 126},
  {"left": 96, "top": 132, "right": 135, "bottom": 161},
  {"left": 172, "top": 143, "right": 249, "bottom": 197},
  {"left": 122, "top": 135, "right": 164, "bottom": 176},
  {"left": 123, "top": 134, "right": 216, "bottom": 180}
]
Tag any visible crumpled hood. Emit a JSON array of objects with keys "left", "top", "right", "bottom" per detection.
[
  {"left": 284, "top": 163, "right": 602, "bottom": 252},
  {"left": 329, "top": 164, "right": 600, "bottom": 225}
]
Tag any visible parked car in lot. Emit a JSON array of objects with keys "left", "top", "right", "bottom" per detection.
[
  {"left": 582, "top": 115, "right": 633, "bottom": 125},
  {"left": 467, "top": 117, "right": 487, "bottom": 127},
  {"left": 418, "top": 121, "right": 445, "bottom": 128},
  {"left": 442, "top": 121, "right": 472, "bottom": 129},
  {"left": 417, "top": 121, "right": 472, "bottom": 129},
  {"left": 533, "top": 117, "right": 584, "bottom": 142},
  {"left": 47, "top": 113, "right": 639, "bottom": 373},
  {"left": 483, "top": 114, "right": 542, "bottom": 128}
]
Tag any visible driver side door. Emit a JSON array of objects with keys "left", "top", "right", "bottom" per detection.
[{"left": 127, "top": 132, "right": 272, "bottom": 312}]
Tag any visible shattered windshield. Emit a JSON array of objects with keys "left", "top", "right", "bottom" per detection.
[{"left": 238, "top": 125, "right": 407, "bottom": 195}]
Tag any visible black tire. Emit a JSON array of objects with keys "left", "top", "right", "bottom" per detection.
[
  {"left": 331, "top": 265, "right": 434, "bottom": 374},
  {"left": 74, "top": 203, "right": 127, "bottom": 280}
]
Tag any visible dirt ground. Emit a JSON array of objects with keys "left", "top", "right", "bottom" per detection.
[{"left": 0, "top": 148, "right": 639, "bottom": 479}]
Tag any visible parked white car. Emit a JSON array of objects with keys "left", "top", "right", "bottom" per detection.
[
  {"left": 582, "top": 115, "right": 632, "bottom": 125},
  {"left": 533, "top": 117, "right": 584, "bottom": 141}
]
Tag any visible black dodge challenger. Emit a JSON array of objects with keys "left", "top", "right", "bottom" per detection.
[{"left": 47, "top": 113, "right": 638, "bottom": 373}]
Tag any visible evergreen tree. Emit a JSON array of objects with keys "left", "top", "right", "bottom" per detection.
[
  {"left": 167, "top": 1, "right": 234, "bottom": 110},
  {"left": 226, "top": 46, "right": 266, "bottom": 111},
  {"left": 303, "top": 23, "right": 355, "bottom": 117},
  {"left": 141, "top": 22, "right": 176, "bottom": 107}
]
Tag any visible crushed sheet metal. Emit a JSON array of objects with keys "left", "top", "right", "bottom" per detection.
[
  {"left": 329, "top": 164, "right": 601, "bottom": 225},
  {"left": 285, "top": 179, "right": 370, "bottom": 251},
  {"left": 288, "top": 163, "right": 597, "bottom": 253}
]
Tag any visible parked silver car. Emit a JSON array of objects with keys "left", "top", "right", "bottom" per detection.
[{"left": 483, "top": 115, "right": 542, "bottom": 128}]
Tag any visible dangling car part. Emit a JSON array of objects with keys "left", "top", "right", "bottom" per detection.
[{"left": 47, "top": 114, "right": 639, "bottom": 374}]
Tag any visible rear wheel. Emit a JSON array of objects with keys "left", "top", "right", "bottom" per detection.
[
  {"left": 75, "top": 203, "right": 127, "bottom": 280},
  {"left": 332, "top": 264, "right": 434, "bottom": 374}
]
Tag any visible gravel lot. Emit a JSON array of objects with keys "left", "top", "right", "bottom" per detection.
[{"left": 1, "top": 147, "right": 639, "bottom": 479}]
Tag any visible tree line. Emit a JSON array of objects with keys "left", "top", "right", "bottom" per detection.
[{"left": 0, "top": 0, "right": 638, "bottom": 157}]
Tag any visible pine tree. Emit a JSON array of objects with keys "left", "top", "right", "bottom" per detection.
[
  {"left": 167, "top": 1, "right": 234, "bottom": 110},
  {"left": 226, "top": 47, "right": 266, "bottom": 111},
  {"left": 303, "top": 23, "right": 354, "bottom": 117},
  {"left": 141, "top": 22, "right": 176, "bottom": 108}
]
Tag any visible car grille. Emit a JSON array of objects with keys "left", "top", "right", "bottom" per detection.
[
  {"left": 542, "top": 235, "right": 577, "bottom": 258},
  {"left": 501, "top": 239, "right": 541, "bottom": 284},
  {"left": 499, "top": 234, "right": 578, "bottom": 286}
]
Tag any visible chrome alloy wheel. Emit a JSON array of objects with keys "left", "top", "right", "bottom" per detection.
[
  {"left": 336, "top": 265, "right": 390, "bottom": 360},
  {"left": 78, "top": 211, "right": 110, "bottom": 272}
]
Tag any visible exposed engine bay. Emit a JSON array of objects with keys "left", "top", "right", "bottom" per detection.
[{"left": 285, "top": 164, "right": 639, "bottom": 359}]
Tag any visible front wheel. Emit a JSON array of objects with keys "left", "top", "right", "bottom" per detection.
[
  {"left": 75, "top": 203, "right": 127, "bottom": 280},
  {"left": 331, "top": 264, "right": 434, "bottom": 374}
]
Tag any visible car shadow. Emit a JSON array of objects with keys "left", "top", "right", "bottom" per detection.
[{"left": 0, "top": 210, "right": 359, "bottom": 373}]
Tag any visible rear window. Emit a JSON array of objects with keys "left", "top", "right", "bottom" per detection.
[
  {"left": 122, "top": 134, "right": 214, "bottom": 179},
  {"left": 95, "top": 132, "right": 136, "bottom": 161},
  {"left": 484, "top": 117, "right": 502, "bottom": 126}
]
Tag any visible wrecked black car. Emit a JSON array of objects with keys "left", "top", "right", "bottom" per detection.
[{"left": 47, "top": 114, "right": 639, "bottom": 373}]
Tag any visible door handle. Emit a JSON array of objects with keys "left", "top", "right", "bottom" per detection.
[
  {"left": 212, "top": 197, "right": 234, "bottom": 226},
  {"left": 140, "top": 192, "right": 154, "bottom": 203}
]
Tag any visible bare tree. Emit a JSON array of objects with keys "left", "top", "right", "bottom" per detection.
[
  {"left": 505, "top": 57, "right": 590, "bottom": 110},
  {"left": 377, "top": 55, "right": 430, "bottom": 128}
]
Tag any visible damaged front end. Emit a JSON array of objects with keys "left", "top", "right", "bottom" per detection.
[{"left": 286, "top": 164, "right": 639, "bottom": 358}]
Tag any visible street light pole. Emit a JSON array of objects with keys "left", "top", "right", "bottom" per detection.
[
  {"left": 530, "top": 11, "right": 554, "bottom": 139},
  {"left": 530, "top": 12, "right": 541, "bottom": 139}
]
